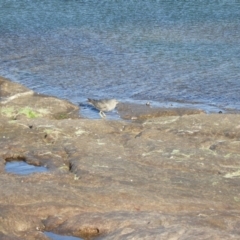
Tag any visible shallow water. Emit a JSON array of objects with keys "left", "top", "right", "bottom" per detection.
[
  {"left": 5, "top": 161, "right": 48, "bottom": 175},
  {"left": 45, "top": 232, "right": 83, "bottom": 240},
  {"left": 0, "top": 0, "right": 240, "bottom": 117}
]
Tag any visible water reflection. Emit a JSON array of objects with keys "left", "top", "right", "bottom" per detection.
[
  {"left": 45, "top": 232, "right": 83, "bottom": 240},
  {"left": 5, "top": 161, "right": 48, "bottom": 175}
]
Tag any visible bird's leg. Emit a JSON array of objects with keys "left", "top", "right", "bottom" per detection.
[{"left": 99, "top": 111, "right": 106, "bottom": 118}]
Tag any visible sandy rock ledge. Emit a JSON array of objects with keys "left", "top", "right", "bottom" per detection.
[{"left": 1, "top": 76, "right": 240, "bottom": 239}]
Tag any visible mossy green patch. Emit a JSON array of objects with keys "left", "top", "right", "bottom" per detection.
[
  {"left": 1, "top": 106, "right": 16, "bottom": 117},
  {"left": 1, "top": 106, "right": 41, "bottom": 119},
  {"left": 18, "top": 107, "right": 41, "bottom": 118}
]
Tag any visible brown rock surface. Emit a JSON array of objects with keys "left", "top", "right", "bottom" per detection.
[
  {"left": 117, "top": 102, "right": 205, "bottom": 120},
  {"left": 1, "top": 77, "right": 240, "bottom": 239},
  {"left": 0, "top": 76, "right": 79, "bottom": 120}
]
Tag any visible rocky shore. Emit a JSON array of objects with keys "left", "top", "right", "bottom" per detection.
[{"left": 1, "top": 76, "right": 240, "bottom": 239}]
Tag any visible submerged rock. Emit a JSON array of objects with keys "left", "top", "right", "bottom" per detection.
[{"left": 1, "top": 78, "right": 240, "bottom": 239}]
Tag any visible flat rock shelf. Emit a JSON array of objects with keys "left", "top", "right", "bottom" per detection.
[{"left": 1, "top": 76, "right": 240, "bottom": 240}]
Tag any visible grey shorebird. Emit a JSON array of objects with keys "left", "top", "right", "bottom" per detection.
[{"left": 87, "top": 98, "right": 119, "bottom": 118}]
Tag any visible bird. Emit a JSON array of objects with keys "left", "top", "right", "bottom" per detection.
[
  {"left": 87, "top": 98, "right": 119, "bottom": 118},
  {"left": 146, "top": 101, "right": 151, "bottom": 107}
]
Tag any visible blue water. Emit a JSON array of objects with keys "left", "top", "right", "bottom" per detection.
[
  {"left": 45, "top": 232, "right": 82, "bottom": 240},
  {"left": 0, "top": 0, "right": 240, "bottom": 116},
  {"left": 5, "top": 161, "right": 48, "bottom": 175}
]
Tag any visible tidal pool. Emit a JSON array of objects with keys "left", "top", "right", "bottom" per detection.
[
  {"left": 5, "top": 161, "right": 48, "bottom": 175},
  {"left": 45, "top": 232, "right": 83, "bottom": 240}
]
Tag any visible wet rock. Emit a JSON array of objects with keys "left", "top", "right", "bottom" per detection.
[
  {"left": 0, "top": 76, "right": 79, "bottom": 120},
  {"left": 117, "top": 102, "right": 205, "bottom": 120},
  {"left": 1, "top": 79, "right": 240, "bottom": 239}
]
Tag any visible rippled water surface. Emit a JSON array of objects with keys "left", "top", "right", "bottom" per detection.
[{"left": 1, "top": 0, "right": 240, "bottom": 115}]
